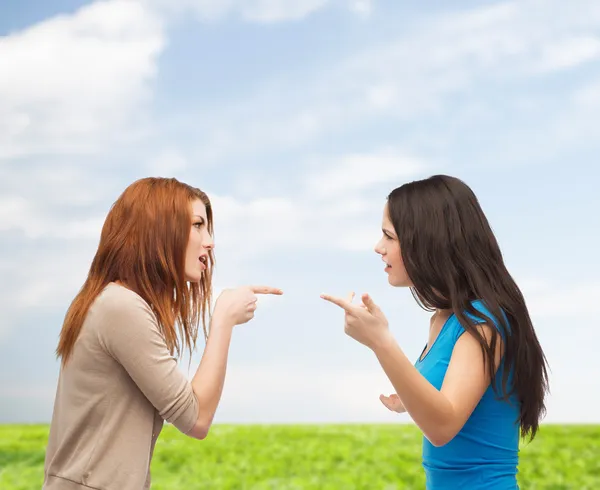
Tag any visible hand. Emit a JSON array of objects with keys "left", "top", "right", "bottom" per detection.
[
  {"left": 213, "top": 285, "right": 283, "bottom": 327},
  {"left": 379, "top": 393, "right": 406, "bottom": 413},
  {"left": 320, "top": 291, "right": 391, "bottom": 350}
]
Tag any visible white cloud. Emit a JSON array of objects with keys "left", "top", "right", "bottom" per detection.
[
  {"left": 573, "top": 78, "right": 600, "bottom": 106},
  {"left": 213, "top": 364, "right": 405, "bottom": 423},
  {"left": 0, "top": 0, "right": 165, "bottom": 159},
  {"left": 1, "top": 213, "right": 105, "bottom": 241},
  {"left": 518, "top": 277, "right": 552, "bottom": 296},
  {"left": 0, "top": 0, "right": 172, "bottom": 336},
  {"left": 366, "top": 84, "right": 396, "bottom": 108},
  {"left": 241, "top": 0, "right": 329, "bottom": 23},
  {"left": 498, "top": 77, "right": 600, "bottom": 165},
  {"left": 479, "top": 276, "right": 600, "bottom": 322},
  {"left": 154, "top": 0, "right": 234, "bottom": 21},
  {"left": 525, "top": 281, "right": 600, "bottom": 318},
  {"left": 0, "top": 160, "right": 119, "bottom": 339},
  {"left": 0, "top": 196, "right": 33, "bottom": 234},
  {"left": 534, "top": 36, "right": 600, "bottom": 73},
  {"left": 0, "top": 236, "right": 98, "bottom": 344},
  {"left": 2, "top": 0, "right": 599, "bottom": 428},
  {"left": 146, "top": 148, "right": 190, "bottom": 175},
  {"left": 147, "top": 0, "right": 330, "bottom": 23},
  {"left": 10, "top": 247, "right": 95, "bottom": 310},
  {"left": 0, "top": 163, "right": 113, "bottom": 239},
  {"left": 205, "top": 149, "right": 425, "bottom": 260},
  {"left": 349, "top": 0, "right": 372, "bottom": 18},
  {"left": 305, "top": 150, "right": 425, "bottom": 198},
  {"left": 183, "top": 0, "right": 600, "bottom": 166},
  {"left": 212, "top": 361, "right": 599, "bottom": 424}
]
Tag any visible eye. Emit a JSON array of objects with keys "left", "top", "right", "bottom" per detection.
[{"left": 193, "top": 220, "right": 204, "bottom": 228}]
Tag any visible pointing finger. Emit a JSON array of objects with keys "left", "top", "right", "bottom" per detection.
[
  {"left": 250, "top": 286, "right": 284, "bottom": 295},
  {"left": 320, "top": 293, "right": 353, "bottom": 312}
]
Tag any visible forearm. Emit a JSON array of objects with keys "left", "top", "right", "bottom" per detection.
[
  {"left": 189, "top": 317, "right": 234, "bottom": 436},
  {"left": 372, "top": 334, "right": 456, "bottom": 446}
]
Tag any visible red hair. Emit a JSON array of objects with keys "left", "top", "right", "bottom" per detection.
[{"left": 56, "top": 177, "right": 214, "bottom": 364}]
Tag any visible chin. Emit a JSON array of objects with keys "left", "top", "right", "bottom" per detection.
[
  {"left": 388, "top": 275, "right": 410, "bottom": 288},
  {"left": 184, "top": 273, "right": 203, "bottom": 283}
]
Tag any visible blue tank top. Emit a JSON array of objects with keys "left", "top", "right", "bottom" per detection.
[{"left": 415, "top": 300, "right": 520, "bottom": 490}]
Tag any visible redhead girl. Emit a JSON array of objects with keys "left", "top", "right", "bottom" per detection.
[{"left": 43, "top": 177, "right": 282, "bottom": 490}]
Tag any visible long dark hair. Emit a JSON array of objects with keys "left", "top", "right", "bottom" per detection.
[{"left": 388, "top": 174, "right": 549, "bottom": 441}]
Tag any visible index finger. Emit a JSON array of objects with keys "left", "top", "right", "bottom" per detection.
[
  {"left": 320, "top": 293, "right": 353, "bottom": 312},
  {"left": 250, "top": 285, "right": 284, "bottom": 295}
]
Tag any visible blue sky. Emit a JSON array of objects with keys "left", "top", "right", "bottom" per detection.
[{"left": 1, "top": 0, "right": 599, "bottom": 425}]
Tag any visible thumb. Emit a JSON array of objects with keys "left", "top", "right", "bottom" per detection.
[{"left": 361, "top": 293, "right": 380, "bottom": 313}]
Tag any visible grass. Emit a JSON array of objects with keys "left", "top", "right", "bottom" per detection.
[{"left": 0, "top": 424, "right": 598, "bottom": 489}]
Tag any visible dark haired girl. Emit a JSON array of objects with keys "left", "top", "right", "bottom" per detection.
[{"left": 322, "top": 174, "right": 549, "bottom": 489}]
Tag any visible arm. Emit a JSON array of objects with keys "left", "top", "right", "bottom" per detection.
[
  {"left": 101, "top": 285, "right": 281, "bottom": 440},
  {"left": 373, "top": 324, "right": 502, "bottom": 446},
  {"left": 99, "top": 295, "right": 203, "bottom": 437},
  {"left": 186, "top": 284, "right": 282, "bottom": 438},
  {"left": 186, "top": 315, "right": 234, "bottom": 439},
  {"left": 100, "top": 293, "right": 237, "bottom": 440},
  {"left": 321, "top": 292, "right": 501, "bottom": 446}
]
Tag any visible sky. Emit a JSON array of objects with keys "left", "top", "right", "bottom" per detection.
[{"left": 1, "top": 0, "right": 599, "bottom": 426}]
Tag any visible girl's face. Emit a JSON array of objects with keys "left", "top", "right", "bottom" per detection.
[
  {"left": 184, "top": 199, "right": 214, "bottom": 282},
  {"left": 374, "top": 204, "right": 412, "bottom": 288}
]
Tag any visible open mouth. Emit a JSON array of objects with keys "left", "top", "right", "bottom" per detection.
[{"left": 199, "top": 255, "right": 208, "bottom": 269}]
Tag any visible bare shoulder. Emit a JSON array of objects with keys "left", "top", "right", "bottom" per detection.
[
  {"left": 454, "top": 322, "right": 504, "bottom": 366},
  {"left": 467, "top": 321, "right": 503, "bottom": 345}
]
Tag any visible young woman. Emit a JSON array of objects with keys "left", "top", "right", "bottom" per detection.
[
  {"left": 43, "top": 177, "right": 282, "bottom": 490},
  {"left": 321, "top": 174, "right": 549, "bottom": 489}
]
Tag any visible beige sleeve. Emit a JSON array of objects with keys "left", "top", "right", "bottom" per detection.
[{"left": 97, "top": 291, "right": 199, "bottom": 434}]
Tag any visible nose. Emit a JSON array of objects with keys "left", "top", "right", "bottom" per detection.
[
  {"left": 203, "top": 232, "right": 215, "bottom": 250},
  {"left": 374, "top": 239, "right": 385, "bottom": 255}
]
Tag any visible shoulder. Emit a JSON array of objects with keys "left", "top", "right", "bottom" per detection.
[
  {"left": 92, "top": 283, "right": 157, "bottom": 330},
  {"left": 450, "top": 300, "right": 508, "bottom": 342}
]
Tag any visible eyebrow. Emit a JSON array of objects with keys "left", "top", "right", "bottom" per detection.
[
  {"left": 383, "top": 228, "right": 395, "bottom": 236},
  {"left": 193, "top": 215, "right": 205, "bottom": 221}
]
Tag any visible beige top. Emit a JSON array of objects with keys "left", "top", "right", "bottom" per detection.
[{"left": 43, "top": 283, "right": 199, "bottom": 490}]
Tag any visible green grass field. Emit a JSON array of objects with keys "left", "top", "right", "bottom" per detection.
[{"left": 1, "top": 424, "right": 598, "bottom": 489}]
